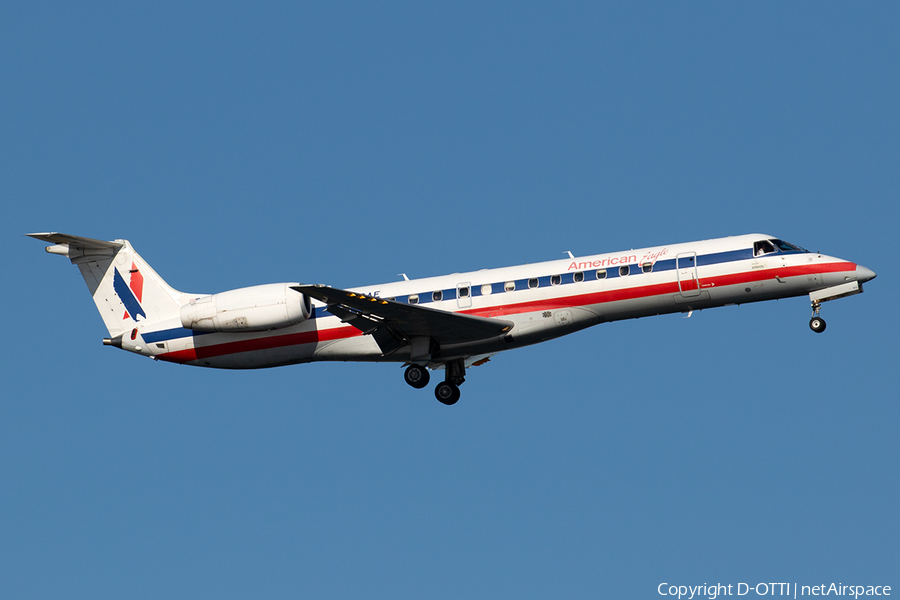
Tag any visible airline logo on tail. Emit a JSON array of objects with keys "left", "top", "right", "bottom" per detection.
[{"left": 113, "top": 263, "right": 146, "bottom": 321}]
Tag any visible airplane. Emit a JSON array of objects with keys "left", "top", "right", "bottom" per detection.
[{"left": 29, "top": 232, "right": 875, "bottom": 405}]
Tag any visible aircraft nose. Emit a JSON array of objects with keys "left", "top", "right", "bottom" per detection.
[{"left": 856, "top": 265, "right": 876, "bottom": 283}]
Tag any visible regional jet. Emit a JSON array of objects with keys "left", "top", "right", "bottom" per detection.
[{"left": 29, "top": 233, "right": 875, "bottom": 405}]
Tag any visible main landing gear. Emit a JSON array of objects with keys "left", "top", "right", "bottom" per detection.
[
  {"left": 434, "top": 381, "right": 460, "bottom": 405},
  {"left": 403, "top": 359, "right": 465, "bottom": 405},
  {"left": 404, "top": 364, "right": 430, "bottom": 388},
  {"left": 809, "top": 300, "right": 827, "bottom": 333}
]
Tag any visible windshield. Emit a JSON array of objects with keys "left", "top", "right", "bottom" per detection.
[{"left": 769, "top": 239, "right": 809, "bottom": 254}]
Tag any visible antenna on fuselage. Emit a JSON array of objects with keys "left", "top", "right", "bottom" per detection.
[
  {"left": 399, "top": 273, "right": 410, "bottom": 281},
  {"left": 564, "top": 251, "right": 574, "bottom": 259}
]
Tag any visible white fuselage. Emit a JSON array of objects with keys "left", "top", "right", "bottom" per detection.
[{"left": 125, "top": 234, "right": 867, "bottom": 369}]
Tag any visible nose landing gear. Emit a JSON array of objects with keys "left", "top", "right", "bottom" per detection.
[
  {"left": 809, "top": 300, "right": 827, "bottom": 333},
  {"left": 809, "top": 316, "right": 826, "bottom": 333}
]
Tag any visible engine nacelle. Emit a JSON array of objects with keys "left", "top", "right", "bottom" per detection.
[{"left": 180, "top": 283, "right": 311, "bottom": 333}]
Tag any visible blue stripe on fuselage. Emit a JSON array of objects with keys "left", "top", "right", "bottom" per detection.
[
  {"left": 141, "top": 328, "right": 208, "bottom": 343},
  {"left": 141, "top": 245, "right": 782, "bottom": 342},
  {"left": 391, "top": 246, "right": 771, "bottom": 305}
]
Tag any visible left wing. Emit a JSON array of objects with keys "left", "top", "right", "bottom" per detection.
[{"left": 292, "top": 284, "right": 513, "bottom": 355}]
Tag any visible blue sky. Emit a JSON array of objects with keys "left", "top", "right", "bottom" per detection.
[{"left": 2, "top": 3, "right": 897, "bottom": 598}]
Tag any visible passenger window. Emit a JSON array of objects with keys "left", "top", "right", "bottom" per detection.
[
  {"left": 481, "top": 284, "right": 492, "bottom": 296},
  {"left": 408, "top": 294, "right": 419, "bottom": 305},
  {"left": 551, "top": 275, "right": 561, "bottom": 286},
  {"left": 619, "top": 265, "right": 630, "bottom": 276},
  {"left": 641, "top": 262, "right": 652, "bottom": 273},
  {"left": 432, "top": 290, "right": 443, "bottom": 302},
  {"left": 505, "top": 281, "right": 515, "bottom": 292},
  {"left": 574, "top": 271, "right": 584, "bottom": 283},
  {"left": 528, "top": 278, "right": 538, "bottom": 289},
  {"left": 459, "top": 286, "right": 469, "bottom": 298},
  {"left": 596, "top": 269, "right": 607, "bottom": 279}
]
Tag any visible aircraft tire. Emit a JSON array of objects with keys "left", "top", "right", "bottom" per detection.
[
  {"left": 434, "top": 382, "right": 460, "bottom": 405},
  {"left": 809, "top": 317, "right": 826, "bottom": 333},
  {"left": 404, "top": 364, "right": 430, "bottom": 389}
]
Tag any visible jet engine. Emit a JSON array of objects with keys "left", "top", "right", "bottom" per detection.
[{"left": 180, "top": 283, "right": 311, "bottom": 333}]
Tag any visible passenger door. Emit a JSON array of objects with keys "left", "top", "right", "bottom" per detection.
[{"left": 676, "top": 252, "right": 701, "bottom": 297}]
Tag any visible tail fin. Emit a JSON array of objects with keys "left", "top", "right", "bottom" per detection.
[{"left": 28, "top": 233, "right": 187, "bottom": 337}]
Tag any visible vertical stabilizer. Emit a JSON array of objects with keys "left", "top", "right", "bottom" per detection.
[{"left": 28, "top": 233, "right": 186, "bottom": 337}]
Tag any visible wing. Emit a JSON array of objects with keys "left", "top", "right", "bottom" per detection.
[{"left": 292, "top": 284, "right": 513, "bottom": 356}]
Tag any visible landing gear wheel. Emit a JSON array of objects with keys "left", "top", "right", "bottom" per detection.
[
  {"left": 434, "top": 381, "right": 460, "bottom": 405},
  {"left": 809, "top": 317, "right": 826, "bottom": 333},
  {"left": 404, "top": 364, "right": 430, "bottom": 389}
]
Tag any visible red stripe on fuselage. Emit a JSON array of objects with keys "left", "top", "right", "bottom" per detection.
[
  {"left": 157, "top": 260, "right": 856, "bottom": 363},
  {"left": 460, "top": 260, "right": 857, "bottom": 318},
  {"left": 158, "top": 325, "right": 363, "bottom": 364}
]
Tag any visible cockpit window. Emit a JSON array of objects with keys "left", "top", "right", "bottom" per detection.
[
  {"left": 754, "top": 240, "right": 776, "bottom": 257},
  {"left": 769, "top": 239, "right": 809, "bottom": 253}
]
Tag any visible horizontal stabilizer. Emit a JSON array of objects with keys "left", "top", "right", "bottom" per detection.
[{"left": 27, "top": 232, "right": 123, "bottom": 250}]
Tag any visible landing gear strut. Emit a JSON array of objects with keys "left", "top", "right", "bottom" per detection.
[
  {"left": 434, "top": 359, "right": 465, "bottom": 405},
  {"left": 809, "top": 300, "right": 827, "bottom": 333}
]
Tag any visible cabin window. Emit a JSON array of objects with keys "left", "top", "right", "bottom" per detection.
[
  {"left": 481, "top": 284, "right": 492, "bottom": 296},
  {"left": 619, "top": 265, "right": 630, "bottom": 276},
  {"left": 641, "top": 262, "right": 653, "bottom": 273},
  {"left": 754, "top": 240, "right": 777, "bottom": 257},
  {"left": 458, "top": 286, "right": 469, "bottom": 298},
  {"left": 596, "top": 269, "right": 607, "bottom": 280},
  {"left": 432, "top": 290, "right": 443, "bottom": 302},
  {"left": 408, "top": 294, "right": 419, "bottom": 305},
  {"left": 505, "top": 281, "right": 515, "bottom": 292},
  {"left": 551, "top": 274, "right": 561, "bottom": 286},
  {"left": 528, "top": 278, "right": 539, "bottom": 289},
  {"left": 574, "top": 271, "right": 584, "bottom": 283}
]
